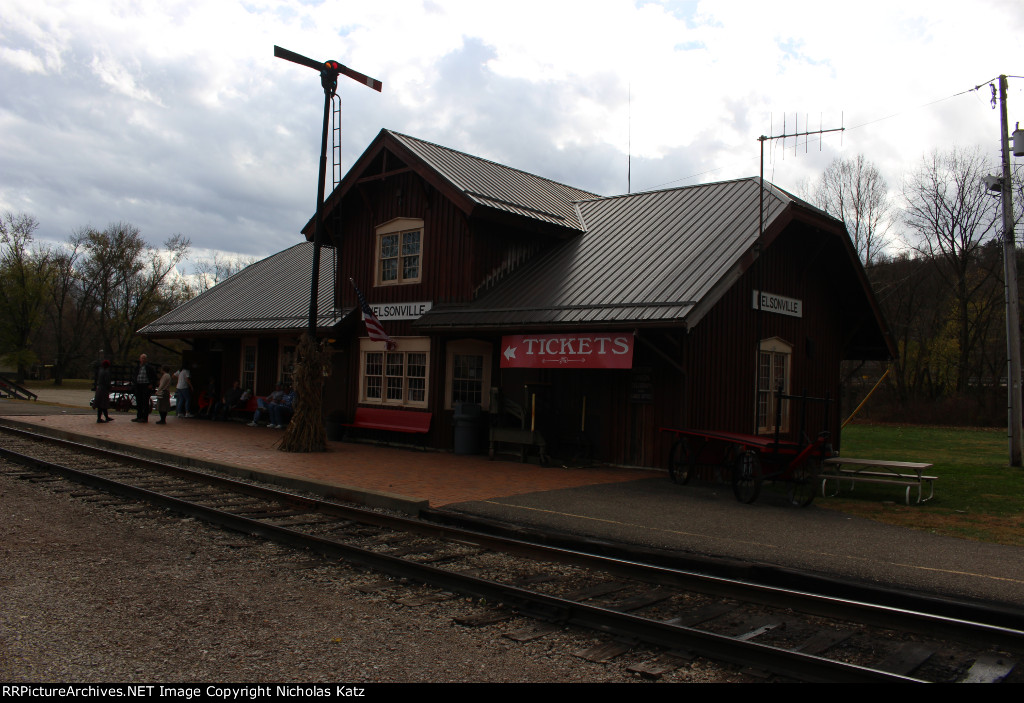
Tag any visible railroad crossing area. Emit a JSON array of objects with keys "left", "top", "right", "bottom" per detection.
[{"left": 3, "top": 391, "right": 1024, "bottom": 608}]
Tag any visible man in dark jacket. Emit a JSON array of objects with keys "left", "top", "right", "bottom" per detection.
[
  {"left": 94, "top": 359, "right": 112, "bottom": 423},
  {"left": 213, "top": 380, "right": 244, "bottom": 421},
  {"left": 132, "top": 353, "right": 158, "bottom": 423}
]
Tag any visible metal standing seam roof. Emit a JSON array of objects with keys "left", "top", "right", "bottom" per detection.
[
  {"left": 415, "top": 178, "right": 794, "bottom": 330},
  {"left": 386, "top": 131, "right": 599, "bottom": 231},
  {"left": 138, "top": 242, "right": 347, "bottom": 337}
]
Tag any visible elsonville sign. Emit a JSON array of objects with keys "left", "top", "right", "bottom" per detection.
[
  {"left": 752, "top": 291, "right": 802, "bottom": 318},
  {"left": 370, "top": 301, "right": 433, "bottom": 321}
]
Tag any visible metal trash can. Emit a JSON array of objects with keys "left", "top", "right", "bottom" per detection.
[{"left": 453, "top": 401, "right": 483, "bottom": 455}]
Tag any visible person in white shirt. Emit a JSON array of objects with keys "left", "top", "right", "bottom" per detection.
[{"left": 174, "top": 366, "right": 194, "bottom": 418}]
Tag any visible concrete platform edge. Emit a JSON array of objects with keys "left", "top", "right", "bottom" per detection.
[{"left": 0, "top": 417, "right": 429, "bottom": 515}]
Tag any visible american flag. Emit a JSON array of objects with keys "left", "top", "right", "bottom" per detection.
[{"left": 351, "top": 279, "right": 396, "bottom": 350}]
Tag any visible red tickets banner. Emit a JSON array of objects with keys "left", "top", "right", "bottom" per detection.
[{"left": 499, "top": 333, "right": 634, "bottom": 369}]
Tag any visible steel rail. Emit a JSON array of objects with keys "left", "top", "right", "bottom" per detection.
[
  {"left": 0, "top": 444, "right": 923, "bottom": 682},
  {"left": 1, "top": 423, "right": 1023, "bottom": 652}
]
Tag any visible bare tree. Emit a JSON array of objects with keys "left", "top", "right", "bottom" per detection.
[
  {"left": 810, "top": 154, "right": 893, "bottom": 266},
  {"left": 902, "top": 146, "right": 1000, "bottom": 393},
  {"left": 0, "top": 212, "right": 52, "bottom": 379},
  {"left": 189, "top": 252, "right": 257, "bottom": 296},
  {"left": 45, "top": 237, "right": 89, "bottom": 384},
  {"left": 75, "top": 223, "right": 190, "bottom": 363}
]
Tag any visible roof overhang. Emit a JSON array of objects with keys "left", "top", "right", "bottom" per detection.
[{"left": 139, "top": 308, "right": 354, "bottom": 341}]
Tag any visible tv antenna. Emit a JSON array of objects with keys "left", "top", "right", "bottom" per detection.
[
  {"left": 274, "top": 45, "right": 382, "bottom": 336},
  {"left": 751, "top": 113, "right": 844, "bottom": 435},
  {"left": 756, "top": 113, "right": 844, "bottom": 245}
]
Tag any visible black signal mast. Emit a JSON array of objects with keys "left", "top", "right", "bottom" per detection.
[{"left": 273, "top": 45, "right": 382, "bottom": 335}]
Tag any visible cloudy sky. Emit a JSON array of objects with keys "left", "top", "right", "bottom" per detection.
[{"left": 2, "top": 0, "right": 1023, "bottom": 269}]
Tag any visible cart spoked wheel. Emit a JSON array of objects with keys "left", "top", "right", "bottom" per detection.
[
  {"left": 732, "top": 451, "right": 762, "bottom": 504},
  {"left": 788, "top": 457, "right": 820, "bottom": 508},
  {"left": 668, "top": 438, "right": 695, "bottom": 485}
]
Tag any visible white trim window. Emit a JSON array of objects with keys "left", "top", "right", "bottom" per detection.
[
  {"left": 444, "top": 340, "right": 492, "bottom": 410},
  {"left": 359, "top": 337, "right": 429, "bottom": 408},
  {"left": 375, "top": 217, "right": 423, "bottom": 286},
  {"left": 279, "top": 341, "right": 296, "bottom": 386},
  {"left": 241, "top": 338, "right": 258, "bottom": 395},
  {"left": 757, "top": 337, "right": 791, "bottom": 433}
]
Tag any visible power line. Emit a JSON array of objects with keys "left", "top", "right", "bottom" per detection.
[{"left": 640, "top": 84, "right": 999, "bottom": 192}]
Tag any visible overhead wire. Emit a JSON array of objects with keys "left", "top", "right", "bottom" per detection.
[{"left": 640, "top": 82, "right": 1009, "bottom": 193}]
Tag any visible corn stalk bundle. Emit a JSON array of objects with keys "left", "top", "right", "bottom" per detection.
[{"left": 279, "top": 333, "right": 330, "bottom": 453}]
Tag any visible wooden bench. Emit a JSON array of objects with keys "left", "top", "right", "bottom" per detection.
[
  {"left": 821, "top": 457, "right": 936, "bottom": 505},
  {"left": 342, "top": 407, "right": 432, "bottom": 446}
]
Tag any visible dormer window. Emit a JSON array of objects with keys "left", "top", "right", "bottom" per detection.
[{"left": 375, "top": 218, "right": 423, "bottom": 286}]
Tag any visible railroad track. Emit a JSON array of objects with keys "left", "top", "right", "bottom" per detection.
[{"left": 0, "top": 423, "right": 1020, "bottom": 683}]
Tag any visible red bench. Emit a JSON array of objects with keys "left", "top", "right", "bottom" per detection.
[
  {"left": 223, "top": 395, "right": 261, "bottom": 421},
  {"left": 342, "top": 407, "right": 432, "bottom": 445}
]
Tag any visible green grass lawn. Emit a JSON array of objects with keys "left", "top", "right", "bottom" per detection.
[
  {"left": 22, "top": 379, "right": 94, "bottom": 391},
  {"left": 830, "top": 423, "right": 1024, "bottom": 546}
]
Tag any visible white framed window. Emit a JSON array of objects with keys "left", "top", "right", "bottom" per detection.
[
  {"left": 359, "top": 337, "right": 430, "bottom": 408},
  {"left": 279, "top": 341, "right": 296, "bottom": 386},
  {"left": 375, "top": 217, "right": 423, "bottom": 286},
  {"left": 758, "top": 337, "right": 791, "bottom": 433},
  {"left": 241, "top": 338, "right": 257, "bottom": 395},
  {"left": 444, "top": 340, "right": 492, "bottom": 410}
]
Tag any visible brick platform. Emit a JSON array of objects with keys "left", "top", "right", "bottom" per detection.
[{"left": 0, "top": 410, "right": 652, "bottom": 509}]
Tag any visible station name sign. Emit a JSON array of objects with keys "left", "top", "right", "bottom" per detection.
[
  {"left": 370, "top": 301, "right": 433, "bottom": 321},
  {"left": 752, "top": 290, "right": 802, "bottom": 318},
  {"left": 500, "top": 333, "right": 634, "bottom": 369}
]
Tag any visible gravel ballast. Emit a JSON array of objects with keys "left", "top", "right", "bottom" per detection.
[{"left": 0, "top": 467, "right": 732, "bottom": 683}]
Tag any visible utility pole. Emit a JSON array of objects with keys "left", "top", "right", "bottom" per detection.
[{"left": 996, "top": 75, "right": 1023, "bottom": 466}]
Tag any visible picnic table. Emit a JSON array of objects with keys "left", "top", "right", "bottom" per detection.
[{"left": 820, "top": 457, "right": 936, "bottom": 505}]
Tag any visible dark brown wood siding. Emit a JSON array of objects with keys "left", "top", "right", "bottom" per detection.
[
  {"left": 683, "top": 223, "right": 846, "bottom": 452},
  {"left": 320, "top": 149, "right": 857, "bottom": 466},
  {"left": 326, "top": 160, "right": 566, "bottom": 451},
  {"left": 256, "top": 338, "right": 279, "bottom": 396},
  {"left": 220, "top": 339, "right": 241, "bottom": 388},
  {"left": 331, "top": 170, "right": 473, "bottom": 308},
  {"left": 485, "top": 332, "right": 685, "bottom": 467}
]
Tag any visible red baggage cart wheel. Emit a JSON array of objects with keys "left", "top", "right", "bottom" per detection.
[
  {"left": 668, "top": 438, "right": 694, "bottom": 485},
  {"left": 732, "top": 450, "right": 762, "bottom": 504}
]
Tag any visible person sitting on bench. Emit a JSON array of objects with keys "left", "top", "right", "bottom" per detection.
[
  {"left": 268, "top": 384, "right": 296, "bottom": 429},
  {"left": 249, "top": 384, "right": 284, "bottom": 426},
  {"left": 213, "top": 380, "right": 244, "bottom": 421}
]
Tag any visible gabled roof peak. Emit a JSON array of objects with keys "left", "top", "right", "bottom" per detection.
[
  {"left": 384, "top": 129, "right": 597, "bottom": 195},
  {"left": 380, "top": 130, "right": 599, "bottom": 232},
  {"left": 575, "top": 176, "right": 799, "bottom": 207}
]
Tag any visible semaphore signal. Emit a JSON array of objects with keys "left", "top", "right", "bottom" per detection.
[{"left": 273, "top": 45, "right": 382, "bottom": 336}]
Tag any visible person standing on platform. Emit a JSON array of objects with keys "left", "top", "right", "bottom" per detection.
[
  {"left": 155, "top": 365, "right": 172, "bottom": 424},
  {"left": 131, "top": 353, "right": 157, "bottom": 423},
  {"left": 94, "top": 359, "right": 112, "bottom": 423},
  {"left": 174, "top": 364, "right": 194, "bottom": 418},
  {"left": 198, "top": 377, "right": 217, "bottom": 417}
]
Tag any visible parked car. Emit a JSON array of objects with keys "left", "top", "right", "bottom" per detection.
[
  {"left": 90, "top": 389, "right": 136, "bottom": 412},
  {"left": 150, "top": 394, "right": 177, "bottom": 411}
]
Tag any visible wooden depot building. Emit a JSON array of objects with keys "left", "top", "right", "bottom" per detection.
[{"left": 141, "top": 129, "right": 892, "bottom": 468}]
